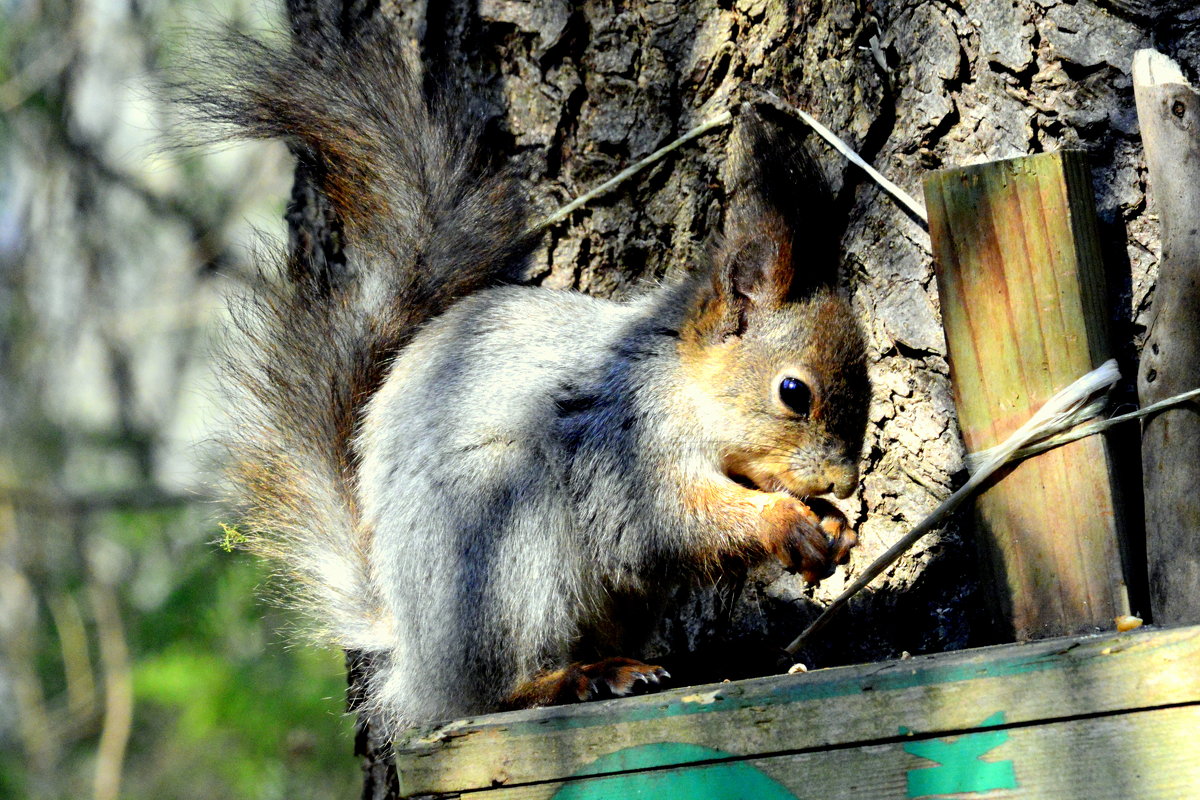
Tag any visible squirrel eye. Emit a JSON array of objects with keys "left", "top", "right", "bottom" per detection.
[{"left": 778, "top": 376, "right": 812, "bottom": 417}]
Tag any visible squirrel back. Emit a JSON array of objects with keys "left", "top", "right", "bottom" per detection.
[{"left": 195, "top": 14, "right": 868, "bottom": 730}]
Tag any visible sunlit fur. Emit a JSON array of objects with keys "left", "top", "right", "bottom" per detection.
[
  {"left": 359, "top": 279, "right": 866, "bottom": 725},
  {"left": 198, "top": 17, "right": 868, "bottom": 733}
]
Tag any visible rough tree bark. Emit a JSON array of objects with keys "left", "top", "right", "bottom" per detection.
[{"left": 275, "top": 1, "right": 1200, "bottom": 796}]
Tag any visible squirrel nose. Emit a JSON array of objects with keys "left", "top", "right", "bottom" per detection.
[{"left": 828, "top": 463, "right": 859, "bottom": 499}]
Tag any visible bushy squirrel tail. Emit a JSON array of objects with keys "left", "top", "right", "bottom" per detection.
[{"left": 186, "top": 20, "right": 536, "bottom": 650}]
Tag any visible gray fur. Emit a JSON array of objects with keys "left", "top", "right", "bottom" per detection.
[
  {"left": 357, "top": 280, "right": 864, "bottom": 726},
  {"left": 194, "top": 14, "right": 869, "bottom": 734}
]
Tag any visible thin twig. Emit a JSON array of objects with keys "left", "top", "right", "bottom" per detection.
[
  {"left": 532, "top": 93, "right": 927, "bottom": 233},
  {"left": 0, "top": 486, "right": 207, "bottom": 514},
  {"left": 752, "top": 90, "right": 928, "bottom": 224},
  {"left": 49, "top": 594, "right": 98, "bottom": 722},
  {"left": 0, "top": 42, "right": 75, "bottom": 113},
  {"left": 89, "top": 583, "right": 133, "bottom": 800},
  {"left": 531, "top": 109, "right": 735, "bottom": 232},
  {"left": 786, "top": 474, "right": 975, "bottom": 655}
]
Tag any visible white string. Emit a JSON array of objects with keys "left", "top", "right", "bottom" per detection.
[
  {"left": 1007, "top": 385, "right": 1200, "bottom": 462},
  {"left": 752, "top": 90, "right": 928, "bottom": 223},
  {"left": 963, "top": 360, "right": 1120, "bottom": 474}
]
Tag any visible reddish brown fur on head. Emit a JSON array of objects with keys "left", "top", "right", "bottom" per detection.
[{"left": 680, "top": 110, "right": 868, "bottom": 502}]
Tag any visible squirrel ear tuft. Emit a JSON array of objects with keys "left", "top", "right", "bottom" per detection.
[{"left": 709, "top": 109, "right": 841, "bottom": 316}]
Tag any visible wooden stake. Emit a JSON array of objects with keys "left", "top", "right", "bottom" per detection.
[
  {"left": 1133, "top": 50, "right": 1200, "bottom": 625},
  {"left": 925, "top": 151, "right": 1131, "bottom": 640}
]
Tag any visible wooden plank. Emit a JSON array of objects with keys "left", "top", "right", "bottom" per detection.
[
  {"left": 479, "top": 704, "right": 1200, "bottom": 800},
  {"left": 1132, "top": 50, "right": 1200, "bottom": 626},
  {"left": 923, "top": 151, "right": 1131, "bottom": 640},
  {"left": 393, "top": 624, "right": 1200, "bottom": 796}
]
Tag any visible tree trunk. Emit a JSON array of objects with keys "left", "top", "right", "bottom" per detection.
[{"left": 277, "top": 0, "right": 1200, "bottom": 796}]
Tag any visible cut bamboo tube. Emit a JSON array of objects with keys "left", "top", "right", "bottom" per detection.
[{"left": 925, "top": 151, "right": 1131, "bottom": 640}]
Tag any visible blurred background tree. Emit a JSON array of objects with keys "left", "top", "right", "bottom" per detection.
[{"left": 0, "top": 0, "right": 358, "bottom": 797}]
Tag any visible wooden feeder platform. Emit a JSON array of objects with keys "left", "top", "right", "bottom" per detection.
[{"left": 395, "top": 623, "right": 1200, "bottom": 799}]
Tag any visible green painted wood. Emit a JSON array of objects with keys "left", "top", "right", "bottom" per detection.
[
  {"left": 394, "top": 624, "right": 1200, "bottom": 797},
  {"left": 479, "top": 704, "right": 1200, "bottom": 800},
  {"left": 923, "top": 151, "right": 1131, "bottom": 640},
  {"left": 548, "top": 744, "right": 798, "bottom": 800}
]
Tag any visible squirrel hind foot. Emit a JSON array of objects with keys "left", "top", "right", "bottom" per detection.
[{"left": 503, "top": 658, "right": 671, "bottom": 710}]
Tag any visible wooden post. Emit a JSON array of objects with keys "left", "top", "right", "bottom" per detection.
[
  {"left": 924, "top": 152, "right": 1131, "bottom": 640},
  {"left": 1132, "top": 50, "right": 1200, "bottom": 625}
]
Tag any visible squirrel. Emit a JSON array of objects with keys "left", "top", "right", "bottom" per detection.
[{"left": 190, "top": 15, "right": 869, "bottom": 732}]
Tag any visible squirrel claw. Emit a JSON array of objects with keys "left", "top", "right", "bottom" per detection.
[
  {"left": 504, "top": 658, "right": 669, "bottom": 709},
  {"left": 583, "top": 657, "right": 670, "bottom": 699},
  {"left": 829, "top": 526, "right": 858, "bottom": 566},
  {"left": 766, "top": 496, "right": 857, "bottom": 586}
]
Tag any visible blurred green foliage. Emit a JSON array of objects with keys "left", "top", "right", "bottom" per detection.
[
  {"left": 0, "top": 508, "right": 360, "bottom": 800},
  {"left": 128, "top": 547, "right": 357, "bottom": 799},
  {"left": 0, "top": 0, "right": 361, "bottom": 795}
]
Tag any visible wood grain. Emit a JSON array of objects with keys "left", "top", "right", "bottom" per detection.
[
  {"left": 394, "top": 624, "right": 1200, "bottom": 797},
  {"left": 481, "top": 705, "right": 1200, "bottom": 800},
  {"left": 1132, "top": 50, "right": 1200, "bottom": 626},
  {"left": 923, "top": 152, "right": 1130, "bottom": 640}
]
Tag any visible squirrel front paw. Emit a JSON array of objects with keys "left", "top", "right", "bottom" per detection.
[
  {"left": 504, "top": 657, "right": 670, "bottom": 709},
  {"left": 762, "top": 496, "right": 857, "bottom": 584}
]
